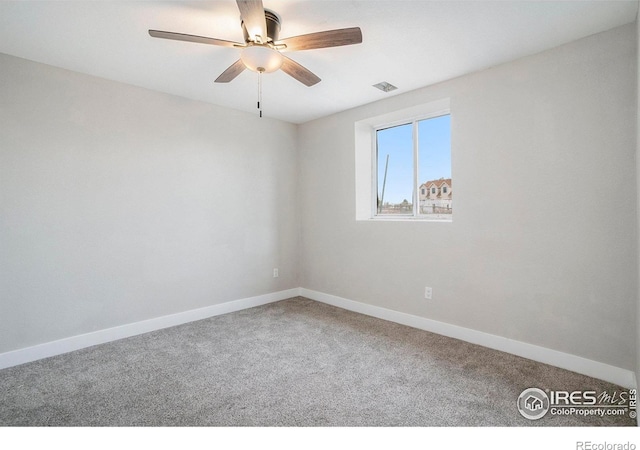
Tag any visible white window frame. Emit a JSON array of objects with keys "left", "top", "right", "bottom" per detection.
[{"left": 355, "top": 98, "right": 451, "bottom": 222}]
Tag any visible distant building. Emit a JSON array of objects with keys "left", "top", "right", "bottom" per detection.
[{"left": 419, "top": 178, "right": 452, "bottom": 214}]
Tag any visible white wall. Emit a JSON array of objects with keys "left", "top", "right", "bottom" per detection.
[
  {"left": 0, "top": 53, "right": 299, "bottom": 354},
  {"left": 299, "top": 24, "right": 637, "bottom": 371}
]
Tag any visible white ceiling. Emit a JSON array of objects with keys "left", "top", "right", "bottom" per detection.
[{"left": 0, "top": 1, "right": 637, "bottom": 124}]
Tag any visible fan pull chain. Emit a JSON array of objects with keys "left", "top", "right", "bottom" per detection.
[{"left": 257, "top": 70, "right": 263, "bottom": 118}]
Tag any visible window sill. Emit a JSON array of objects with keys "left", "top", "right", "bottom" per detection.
[{"left": 361, "top": 215, "right": 453, "bottom": 222}]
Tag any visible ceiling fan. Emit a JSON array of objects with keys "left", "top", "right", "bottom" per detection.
[{"left": 148, "top": 0, "right": 363, "bottom": 87}]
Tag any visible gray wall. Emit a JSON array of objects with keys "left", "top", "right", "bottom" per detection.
[
  {"left": 0, "top": 53, "right": 299, "bottom": 353},
  {"left": 636, "top": 15, "right": 640, "bottom": 386},
  {"left": 1, "top": 23, "right": 637, "bottom": 375},
  {"left": 299, "top": 23, "right": 637, "bottom": 370}
]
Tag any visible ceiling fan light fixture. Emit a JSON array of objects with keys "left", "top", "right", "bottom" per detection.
[
  {"left": 240, "top": 45, "right": 283, "bottom": 73},
  {"left": 150, "top": 3, "right": 363, "bottom": 87}
]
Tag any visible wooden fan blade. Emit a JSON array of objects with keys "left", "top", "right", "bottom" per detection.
[
  {"left": 277, "top": 27, "right": 362, "bottom": 52},
  {"left": 280, "top": 56, "right": 321, "bottom": 87},
  {"left": 236, "top": 0, "right": 267, "bottom": 42},
  {"left": 149, "top": 30, "right": 242, "bottom": 48},
  {"left": 215, "top": 60, "right": 246, "bottom": 83}
]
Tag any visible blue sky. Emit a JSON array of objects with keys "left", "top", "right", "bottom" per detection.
[{"left": 377, "top": 114, "right": 451, "bottom": 204}]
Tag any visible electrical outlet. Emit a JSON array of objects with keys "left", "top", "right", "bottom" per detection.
[
  {"left": 273, "top": 268, "right": 279, "bottom": 278},
  {"left": 424, "top": 286, "right": 432, "bottom": 300}
]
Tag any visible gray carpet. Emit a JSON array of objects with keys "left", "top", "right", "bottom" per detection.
[{"left": 0, "top": 297, "right": 635, "bottom": 426}]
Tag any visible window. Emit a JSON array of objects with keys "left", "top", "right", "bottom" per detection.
[
  {"left": 354, "top": 98, "right": 451, "bottom": 221},
  {"left": 374, "top": 113, "right": 451, "bottom": 219}
]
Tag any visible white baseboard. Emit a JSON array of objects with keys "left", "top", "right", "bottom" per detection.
[
  {"left": 0, "top": 288, "right": 301, "bottom": 371},
  {"left": 2, "top": 286, "right": 635, "bottom": 392},
  {"left": 300, "top": 288, "right": 637, "bottom": 390}
]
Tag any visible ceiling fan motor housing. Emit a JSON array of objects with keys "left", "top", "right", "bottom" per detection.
[{"left": 242, "top": 9, "right": 281, "bottom": 43}]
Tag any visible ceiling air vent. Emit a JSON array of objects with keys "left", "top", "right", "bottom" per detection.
[{"left": 373, "top": 81, "right": 398, "bottom": 93}]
